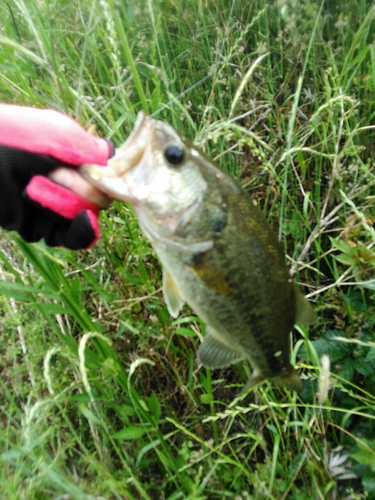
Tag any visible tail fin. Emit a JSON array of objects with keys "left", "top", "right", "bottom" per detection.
[{"left": 240, "top": 367, "right": 303, "bottom": 395}]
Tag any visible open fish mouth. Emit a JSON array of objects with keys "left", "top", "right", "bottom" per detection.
[{"left": 80, "top": 111, "right": 151, "bottom": 183}]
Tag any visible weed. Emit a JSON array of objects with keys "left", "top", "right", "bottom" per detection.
[{"left": 1, "top": 0, "right": 375, "bottom": 498}]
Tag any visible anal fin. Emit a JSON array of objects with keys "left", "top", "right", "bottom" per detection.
[
  {"left": 198, "top": 327, "right": 243, "bottom": 368},
  {"left": 239, "top": 372, "right": 265, "bottom": 395}
]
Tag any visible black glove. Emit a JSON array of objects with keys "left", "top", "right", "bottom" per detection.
[
  {"left": 0, "top": 146, "right": 102, "bottom": 250},
  {"left": 0, "top": 104, "right": 114, "bottom": 250}
]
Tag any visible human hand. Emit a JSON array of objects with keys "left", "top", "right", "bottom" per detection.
[
  {"left": 0, "top": 104, "right": 114, "bottom": 249},
  {"left": 48, "top": 167, "right": 111, "bottom": 208}
]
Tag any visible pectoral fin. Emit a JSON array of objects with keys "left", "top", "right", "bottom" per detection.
[
  {"left": 198, "top": 327, "right": 244, "bottom": 368},
  {"left": 295, "top": 289, "right": 317, "bottom": 325},
  {"left": 163, "top": 269, "right": 185, "bottom": 318}
]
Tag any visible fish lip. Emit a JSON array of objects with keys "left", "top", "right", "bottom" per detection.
[{"left": 80, "top": 111, "right": 152, "bottom": 185}]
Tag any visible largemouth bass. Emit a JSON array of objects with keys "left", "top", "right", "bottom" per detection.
[{"left": 81, "top": 112, "right": 316, "bottom": 392}]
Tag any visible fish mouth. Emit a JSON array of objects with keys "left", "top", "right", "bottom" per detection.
[{"left": 80, "top": 111, "right": 152, "bottom": 197}]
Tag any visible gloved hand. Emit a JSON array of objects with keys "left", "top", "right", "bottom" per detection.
[{"left": 0, "top": 104, "right": 114, "bottom": 250}]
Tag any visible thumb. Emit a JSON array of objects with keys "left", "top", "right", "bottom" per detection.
[{"left": 49, "top": 167, "right": 111, "bottom": 208}]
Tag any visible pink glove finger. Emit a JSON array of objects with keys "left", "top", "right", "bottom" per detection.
[
  {"left": 0, "top": 104, "right": 111, "bottom": 166},
  {"left": 25, "top": 176, "right": 100, "bottom": 220}
]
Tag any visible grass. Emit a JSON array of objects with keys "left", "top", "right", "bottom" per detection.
[{"left": 1, "top": 0, "right": 375, "bottom": 498}]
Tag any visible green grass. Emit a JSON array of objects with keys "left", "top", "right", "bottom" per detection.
[{"left": 1, "top": 0, "right": 375, "bottom": 498}]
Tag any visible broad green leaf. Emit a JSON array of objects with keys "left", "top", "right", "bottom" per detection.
[
  {"left": 148, "top": 392, "right": 161, "bottom": 421},
  {"left": 330, "top": 237, "right": 354, "bottom": 254},
  {"left": 79, "top": 405, "right": 103, "bottom": 426},
  {"left": 112, "top": 426, "right": 149, "bottom": 440},
  {"left": 334, "top": 254, "right": 356, "bottom": 266},
  {"left": 200, "top": 393, "right": 213, "bottom": 404},
  {"left": 351, "top": 440, "right": 375, "bottom": 470},
  {"left": 174, "top": 327, "right": 197, "bottom": 338}
]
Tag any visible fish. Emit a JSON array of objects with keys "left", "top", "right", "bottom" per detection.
[{"left": 81, "top": 111, "right": 316, "bottom": 392}]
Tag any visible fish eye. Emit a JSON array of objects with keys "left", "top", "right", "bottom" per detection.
[{"left": 164, "top": 145, "right": 185, "bottom": 166}]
